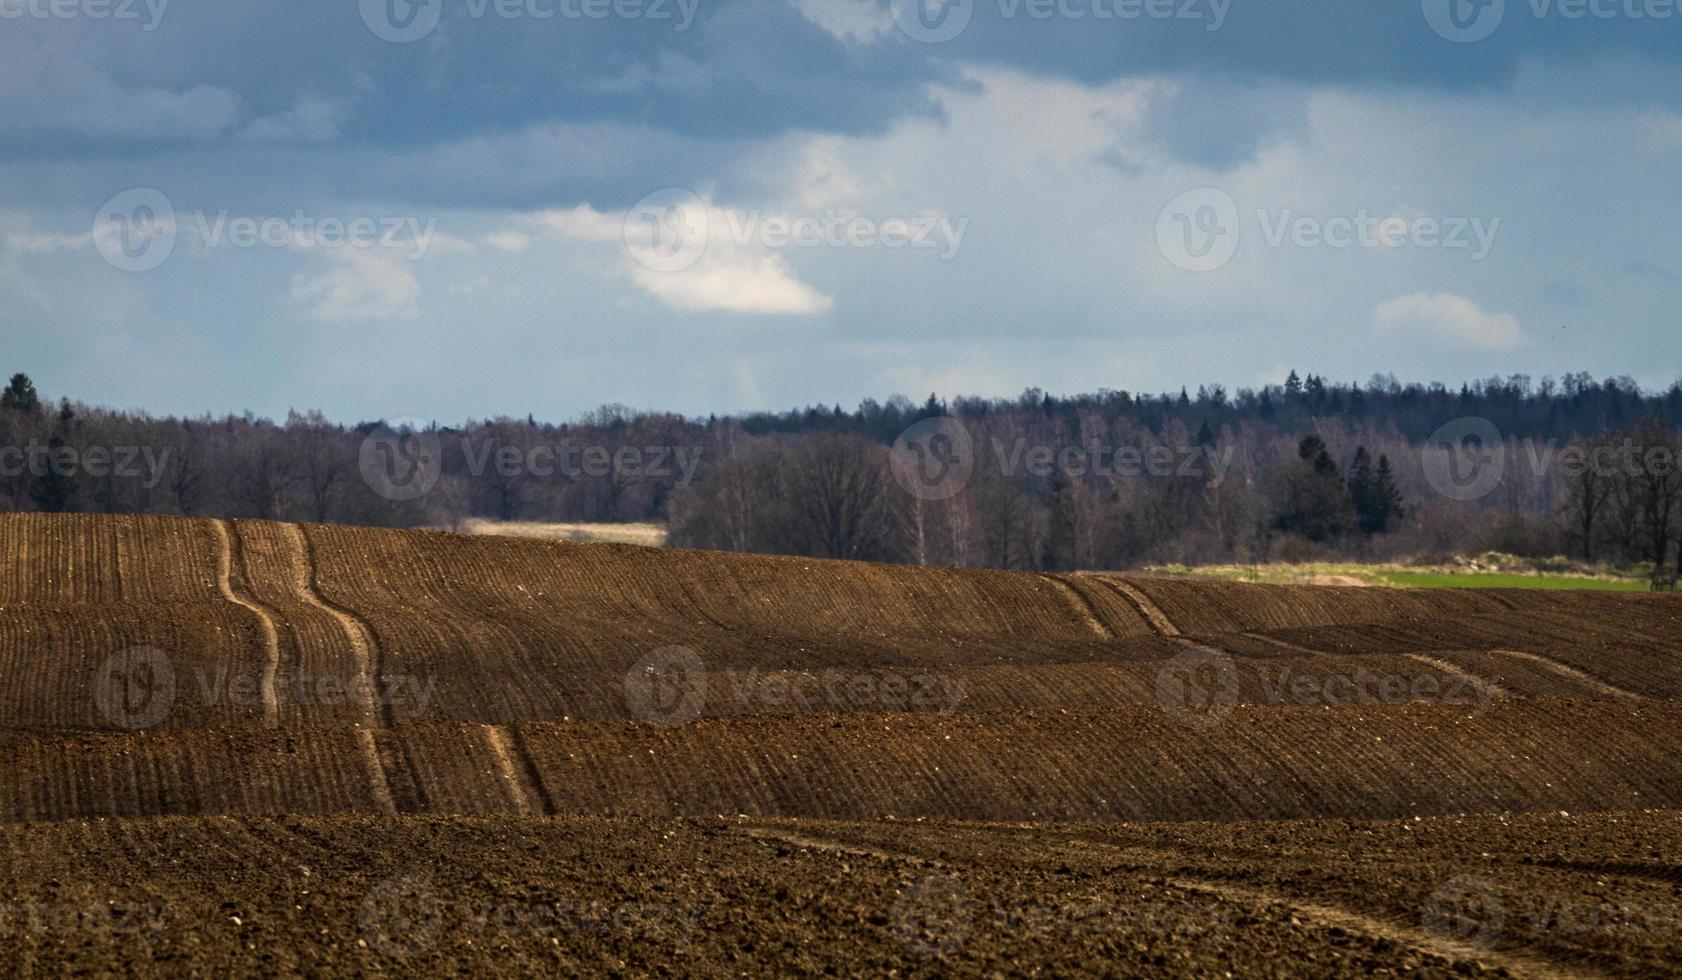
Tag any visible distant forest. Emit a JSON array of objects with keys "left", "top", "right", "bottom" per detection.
[{"left": 4, "top": 370, "right": 1681, "bottom": 573}]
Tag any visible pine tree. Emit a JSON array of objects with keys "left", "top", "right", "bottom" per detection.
[
  {"left": 1347, "top": 446, "right": 1404, "bottom": 536},
  {"left": 1369, "top": 454, "right": 1404, "bottom": 534},
  {"left": 1042, "top": 474, "right": 1079, "bottom": 571},
  {"left": 1347, "top": 446, "right": 1374, "bottom": 530},
  {"left": 1284, "top": 370, "right": 1303, "bottom": 397},
  {"left": 1273, "top": 435, "right": 1353, "bottom": 542},
  {"left": 1195, "top": 419, "right": 1215, "bottom": 448},
  {"left": 0, "top": 373, "right": 39, "bottom": 416},
  {"left": 31, "top": 401, "right": 78, "bottom": 513}
]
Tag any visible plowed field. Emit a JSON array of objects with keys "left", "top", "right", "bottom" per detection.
[{"left": 2, "top": 513, "right": 1679, "bottom": 976}]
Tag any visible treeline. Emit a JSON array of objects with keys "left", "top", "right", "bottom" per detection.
[{"left": 3, "top": 370, "right": 1681, "bottom": 573}]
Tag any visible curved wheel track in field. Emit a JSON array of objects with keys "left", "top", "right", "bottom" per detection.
[
  {"left": 277, "top": 523, "right": 397, "bottom": 813},
  {"left": 1039, "top": 575, "right": 1112, "bottom": 640},
  {"left": 1489, "top": 649, "right": 1641, "bottom": 700},
  {"left": 739, "top": 825, "right": 936, "bottom": 865},
  {"left": 1405, "top": 654, "right": 1505, "bottom": 700},
  {"left": 1095, "top": 577, "right": 1182, "bottom": 636},
  {"left": 1241, "top": 631, "right": 1325, "bottom": 656},
  {"left": 210, "top": 520, "right": 280, "bottom": 728},
  {"left": 481, "top": 725, "right": 535, "bottom": 815},
  {"left": 1165, "top": 877, "right": 1595, "bottom": 980},
  {"left": 353, "top": 729, "right": 397, "bottom": 815},
  {"left": 278, "top": 524, "right": 390, "bottom": 728}
]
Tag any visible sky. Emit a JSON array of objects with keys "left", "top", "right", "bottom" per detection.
[{"left": 2, "top": 0, "right": 1679, "bottom": 424}]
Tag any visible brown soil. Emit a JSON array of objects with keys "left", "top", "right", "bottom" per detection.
[{"left": 3, "top": 513, "right": 1681, "bottom": 976}]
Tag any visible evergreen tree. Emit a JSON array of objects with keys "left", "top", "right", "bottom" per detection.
[
  {"left": 1369, "top": 454, "right": 1404, "bottom": 533},
  {"left": 31, "top": 401, "right": 78, "bottom": 513},
  {"left": 1, "top": 373, "right": 40, "bottom": 416},
  {"left": 1195, "top": 419, "right": 1215, "bottom": 448},
  {"left": 1273, "top": 435, "right": 1352, "bottom": 542},
  {"left": 1042, "top": 473, "right": 1079, "bottom": 571},
  {"left": 1284, "top": 370, "right": 1302, "bottom": 397}
]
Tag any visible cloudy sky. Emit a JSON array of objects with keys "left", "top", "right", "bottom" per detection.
[{"left": 3, "top": 0, "right": 1679, "bottom": 423}]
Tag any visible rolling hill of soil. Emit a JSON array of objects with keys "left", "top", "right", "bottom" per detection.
[{"left": 2, "top": 513, "right": 1679, "bottom": 975}]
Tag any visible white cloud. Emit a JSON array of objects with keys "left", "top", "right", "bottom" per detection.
[
  {"left": 291, "top": 248, "right": 420, "bottom": 322},
  {"left": 1371, "top": 292, "right": 1524, "bottom": 351},
  {"left": 237, "top": 96, "right": 356, "bottom": 144},
  {"left": 790, "top": 0, "right": 895, "bottom": 43},
  {"left": 0, "top": 45, "right": 241, "bottom": 143},
  {"left": 519, "top": 201, "right": 832, "bottom": 316},
  {"left": 481, "top": 230, "right": 531, "bottom": 253},
  {"left": 629, "top": 249, "right": 832, "bottom": 316}
]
